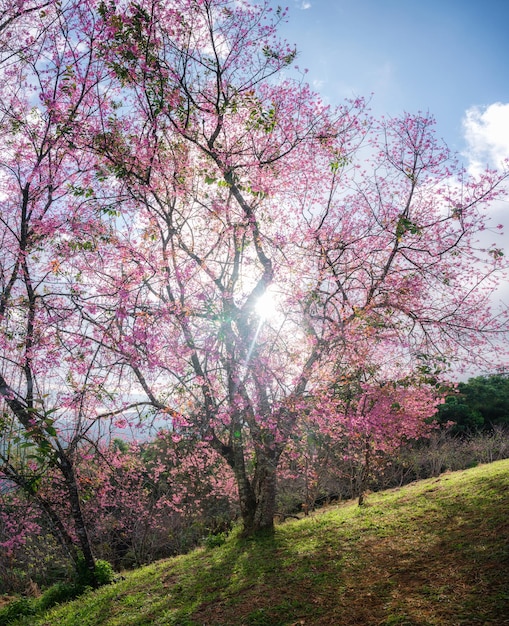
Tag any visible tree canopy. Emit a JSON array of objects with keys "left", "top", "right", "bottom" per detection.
[{"left": 439, "top": 373, "right": 509, "bottom": 432}]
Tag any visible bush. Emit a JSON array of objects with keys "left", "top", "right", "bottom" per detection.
[
  {"left": 93, "top": 559, "right": 115, "bottom": 586},
  {"left": 76, "top": 557, "right": 115, "bottom": 588},
  {"left": 0, "top": 596, "right": 36, "bottom": 625},
  {"left": 38, "top": 582, "right": 83, "bottom": 611},
  {"left": 0, "top": 558, "right": 116, "bottom": 626},
  {"left": 203, "top": 532, "right": 227, "bottom": 549}
]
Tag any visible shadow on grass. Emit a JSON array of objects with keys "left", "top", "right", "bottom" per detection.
[{"left": 174, "top": 529, "right": 312, "bottom": 626}]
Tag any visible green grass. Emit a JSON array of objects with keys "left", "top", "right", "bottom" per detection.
[{"left": 13, "top": 460, "right": 509, "bottom": 625}]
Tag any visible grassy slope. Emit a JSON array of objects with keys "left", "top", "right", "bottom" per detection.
[{"left": 35, "top": 460, "right": 509, "bottom": 626}]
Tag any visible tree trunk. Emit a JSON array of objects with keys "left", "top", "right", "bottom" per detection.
[
  {"left": 58, "top": 455, "right": 97, "bottom": 586},
  {"left": 236, "top": 449, "right": 278, "bottom": 536},
  {"left": 358, "top": 438, "right": 371, "bottom": 506}
]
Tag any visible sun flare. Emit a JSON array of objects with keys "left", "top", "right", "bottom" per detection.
[{"left": 255, "top": 289, "right": 278, "bottom": 320}]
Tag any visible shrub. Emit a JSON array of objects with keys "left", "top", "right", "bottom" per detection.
[
  {"left": 93, "top": 559, "right": 115, "bottom": 586},
  {"left": 203, "top": 532, "right": 227, "bottom": 549},
  {"left": 0, "top": 596, "right": 36, "bottom": 625},
  {"left": 76, "top": 557, "right": 115, "bottom": 588}
]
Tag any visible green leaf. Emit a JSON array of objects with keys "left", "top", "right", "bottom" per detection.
[{"left": 396, "top": 216, "right": 421, "bottom": 240}]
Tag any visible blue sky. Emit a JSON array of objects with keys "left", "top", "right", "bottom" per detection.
[
  {"left": 280, "top": 0, "right": 509, "bottom": 170},
  {"left": 279, "top": 0, "right": 509, "bottom": 375}
]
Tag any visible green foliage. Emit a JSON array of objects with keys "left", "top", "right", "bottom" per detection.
[
  {"left": 438, "top": 395, "right": 483, "bottom": 433},
  {"left": 98, "top": 0, "right": 166, "bottom": 114},
  {"left": 0, "top": 531, "right": 70, "bottom": 595},
  {"left": 395, "top": 215, "right": 421, "bottom": 240},
  {"left": 0, "top": 559, "right": 114, "bottom": 623},
  {"left": 329, "top": 154, "right": 351, "bottom": 172},
  {"left": 439, "top": 373, "right": 509, "bottom": 432},
  {"left": 38, "top": 582, "right": 83, "bottom": 611},
  {"left": 0, "top": 596, "right": 36, "bottom": 625},
  {"left": 92, "top": 560, "right": 116, "bottom": 587},
  {"left": 203, "top": 532, "right": 227, "bottom": 549},
  {"left": 0, "top": 580, "right": 88, "bottom": 624},
  {"left": 248, "top": 104, "right": 277, "bottom": 134},
  {"left": 76, "top": 558, "right": 115, "bottom": 588},
  {"left": 0, "top": 559, "right": 115, "bottom": 623},
  {"left": 488, "top": 247, "right": 504, "bottom": 259},
  {"left": 67, "top": 185, "right": 94, "bottom": 198},
  {"left": 112, "top": 438, "right": 129, "bottom": 453},
  {"left": 261, "top": 46, "right": 296, "bottom": 65},
  {"left": 67, "top": 240, "right": 96, "bottom": 252}
]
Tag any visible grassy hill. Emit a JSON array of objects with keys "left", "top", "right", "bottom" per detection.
[{"left": 21, "top": 460, "right": 509, "bottom": 625}]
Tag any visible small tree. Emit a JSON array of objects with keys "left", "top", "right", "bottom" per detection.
[
  {"left": 0, "top": 0, "right": 114, "bottom": 582},
  {"left": 280, "top": 376, "right": 441, "bottom": 507},
  {"left": 78, "top": 435, "right": 237, "bottom": 567}
]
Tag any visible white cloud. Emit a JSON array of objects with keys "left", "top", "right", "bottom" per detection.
[
  {"left": 462, "top": 102, "right": 509, "bottom": 175},
  {"left": 301, "top": 1, "right": 311, "bottom": 8}
]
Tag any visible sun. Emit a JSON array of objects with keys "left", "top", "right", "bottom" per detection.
[{"left": 254, "top": 289, "right": 278, "bottom": 320}]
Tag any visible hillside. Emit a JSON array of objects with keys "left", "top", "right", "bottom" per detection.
[{"left": 26, "top": 460, "right": 509, "bottom": 625}]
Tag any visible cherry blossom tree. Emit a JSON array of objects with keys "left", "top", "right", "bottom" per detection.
[
  {"left": 0, "top": 0, "right": 507, "bottom": 542},
  {"left": 62, "top": 0, "right": 507, "bottom": 535},
  {"left": 279, "top": 375, "right": 443, "bottom": 509},
  {"left": 77, "top": 434, "right": 237, "bottom": 566},
  {"left": 0, "top": 432, "right": 236, "bottom": 587},
  {"left": 0, "top": 0, "right": 114, "bottom": 581}
]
